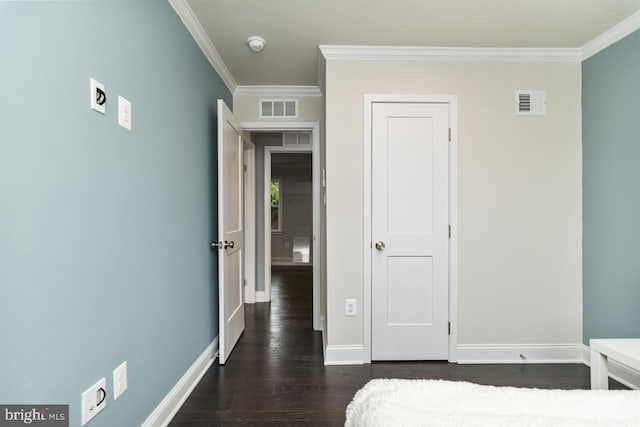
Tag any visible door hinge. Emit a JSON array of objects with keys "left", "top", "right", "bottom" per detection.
[
  {"left": 448, "top": 225, "right": 451, "bottom": 238},
  {"left": 448, "top": 322, "right": 451, "bottom": 335},
  {"left": 243, "top": 164, "right": 247, "bottom": 172},
  {"left": 448, "top": 128, "right": 451, "bottom": 142}
]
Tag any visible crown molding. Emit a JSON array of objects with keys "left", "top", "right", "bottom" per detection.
[
  {"left": 317, "top": 47, "right": 326, "bottom": 95},
  {"left": 581, "top": 9, "right": 640, "bottom": 61},
  {"left": 168, "top": 0, "right": 237, "bottom": 93},
  {"left": 234, "top": 85, "right": 323, "bottom": 97},
  {"left": 319, "top": 45, "right": 582, "bottom": 62}
]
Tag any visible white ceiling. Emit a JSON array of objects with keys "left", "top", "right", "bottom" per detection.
[{"left": 185, "top": 0, "right": 640, "bottom": 87}]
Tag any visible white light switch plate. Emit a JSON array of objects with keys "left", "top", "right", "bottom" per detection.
[
  {"left": 118, "top": 96, "right": 131, "bottom": 130},
  {"left": 90, "top": 78, "right": 106, "bottom": 114},
  {"left": 113, "top": 361, "right": 128, "bottom": 400},
  {"left": 81, "top": 377, "right": 106, "bottom": 426}
]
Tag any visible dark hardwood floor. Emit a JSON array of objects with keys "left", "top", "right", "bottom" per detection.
[{"left": 170, "top": 266, "right": 624, "bottom": 426}]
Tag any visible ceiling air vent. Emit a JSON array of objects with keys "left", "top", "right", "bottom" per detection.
[
  {"left": 282, "top": 132, "right": 311, "bottom": 147},
  {"left": 260, "top": 99, "right": 298, "bottom": 119},
  {"left": 516, "top": 90, "right": 546, "bottom": 116}
]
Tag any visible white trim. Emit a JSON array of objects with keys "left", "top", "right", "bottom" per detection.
[
  {"left": 582, "top": 9, "right": 640, "bottom": 61},
  {"left": 255, "top": 290, "right": 269, "bottom": 303},
  {"left": 457, "top": 343, "right": 583, "bottom": 364},
  {"left": 141, "top": 337, "right": 217, "bottom": 427},
  {"left": 243, "top": 144, "right": 256, "bottom": 304},
  {"left": 448, "top": 99, "right": 459, "bottom": 363},
  {"left": 319, "top": 45, "right": 582, "bottom": 62},
  {"left": 242, "top": 121, "right": 322, "bottom": 332},
  {"left": 363, "top": 94, "right": 458, "bottom": 364},
  {"left": 244, "top": 287, "right": 256, "bottom": 304},
  {"left": 363, "top": 97, "right": 372, "bottom": 363},
  {"left": 235, "top": 85, "right": 323, "bottom": 98},
  {"left": 168, "top": 0, "right": 237, "bottom": 93},
  {"left": 317, "top": 48, "right": 326, "bottom": 95},
  {"left": 321, "top": 315, "right": 328, "bottom": 363},
  {"left": 582, "top": 344, "right": 640, "bottom": 390},
  {"left": 324, "top": 345, "right": 365, "bottom": 365}
]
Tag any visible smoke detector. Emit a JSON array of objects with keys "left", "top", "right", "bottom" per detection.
[{"left": 247, "top": 36, "right": 266, "bottom": 53}]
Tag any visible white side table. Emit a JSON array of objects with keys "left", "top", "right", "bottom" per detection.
[{"left": 590, "top": 338, "right": 640, "bottom": 389}]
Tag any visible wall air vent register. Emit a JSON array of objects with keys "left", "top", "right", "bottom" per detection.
[
  {"left": 260, "top": 99, "right": 298, "bottom": 118},
  {"left": 282, "top": 132, "right": 311, "bottom": 147},
  {"left": 516, "top": 90, "right": 546, "bottom": 116}
]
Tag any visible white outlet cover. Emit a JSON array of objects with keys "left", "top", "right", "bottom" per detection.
[
  {"left": 81, "top": 377, "right": 106, "bottom": 426},
  {"left": 118, "top": 96, "right": 131, "bottom": 130},
  {"left": 345, "top": 299, "right": 357, "bottom": 316},
  {"left": 113, "top": 361, "right": 128, "bottom": 400},
  {"left": 90, "top": 78, "right": 106, "bottom": 114}
]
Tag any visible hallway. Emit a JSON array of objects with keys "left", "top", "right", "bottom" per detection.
[
  {"left": 170, "top": 266, "right": 345, "bottom": 426},
  {"left": 170, "top": 267, "right": 621, "bottom": 426}
]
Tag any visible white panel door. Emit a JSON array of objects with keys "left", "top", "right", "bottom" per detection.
[
  {"left": 216, "top": 99, "right": 244, "bottom": 364},
  {"left": 371, "top": 102, "right": 449, "bottom": 360}
]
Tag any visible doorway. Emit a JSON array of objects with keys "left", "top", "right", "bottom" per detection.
[
  {"left": 269, "top": 152, "right": 313, "bottom": 266},
  {"left": 363, "top": 95, "right": 458, "bottom": 363},
  {"left": 242, "top": 122, "right": 321, "bottom": 331}
]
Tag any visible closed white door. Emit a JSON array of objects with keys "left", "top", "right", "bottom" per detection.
[
  {"left": 216, "top": 99, "right": 244, "bottom": 364},
  {"left": 371, "top": 102, "right": 450, "bottom": 360}
]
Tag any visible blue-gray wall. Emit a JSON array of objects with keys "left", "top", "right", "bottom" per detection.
[
  {"left": 583, "top": 30, "right": 640, "bottom": 343},
  {"left": 0, "top": 2, "right": 231, "bottom": 426}
]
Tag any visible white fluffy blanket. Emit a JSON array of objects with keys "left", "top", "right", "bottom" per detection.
[{"left": 345, "top": 379, "right": 640, "bottom": 427}]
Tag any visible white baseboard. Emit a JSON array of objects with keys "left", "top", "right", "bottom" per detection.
[
  {"left": 244, "top": 285, "right": 255, "bottom": 304},
  {"left": 582, "top": 344, "right": 640, "bottom": 390},
  {"left": 457, "top": 344, "right": 584, "bottom": 364},
  {"left": 255, "top": 291, "right": 269, "bottom": 302},
  {"left": 324, "top": 344, "right": 365, "bottom": 365},
  {"left": 141, "top": 337, "right": 218, "bottom": 427}
]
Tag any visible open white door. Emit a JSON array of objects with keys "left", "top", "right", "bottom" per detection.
[{"left": 214, "top": 99, "right": 244, "bottom": 364}]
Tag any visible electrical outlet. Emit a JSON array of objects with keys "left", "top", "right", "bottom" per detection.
[
  {"left": 113, "top": 361, "right": 128, "bottom": 400},
  {"left": 345, "top": 299, "right": 357, "bottom": 316},
  {"left": 81, "top": 377, "right": 106, "bottom": 425},
  {"left": 90, "top": 78, "right": 106, "bottom": 114}
]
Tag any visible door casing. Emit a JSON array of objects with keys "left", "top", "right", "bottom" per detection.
[
  {"left": 243, "top": 140, "right": 256, "bottom": 304},
  {"left": 363, "top": 94, "right": 459, "bottom": 363}
]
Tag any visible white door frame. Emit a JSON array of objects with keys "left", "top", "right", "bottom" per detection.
[
  {"left": 241, "top": 122, "right": 321, "bottom": 332},
  {"left": 243, "top": 138, "right": 256, "bottom": 304},
  {"left": 363, "top": 95, "right": 458, "bottom": 363}
]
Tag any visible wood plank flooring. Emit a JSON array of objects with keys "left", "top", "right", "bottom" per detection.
[{"left": 170, "top": 266, "right": 624, "bottom": 426}]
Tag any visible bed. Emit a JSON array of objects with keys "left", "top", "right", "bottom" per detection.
[{"left": 345, "top": 379, "right": 640, "bottom": 426}]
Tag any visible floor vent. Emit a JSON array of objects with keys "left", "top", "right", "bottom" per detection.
[
  {"left": 516, "top": 90, "right": 546, "bottom": 116},
  {"left": 260, "top": 99, "right": 298, "bottom": 118}
]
